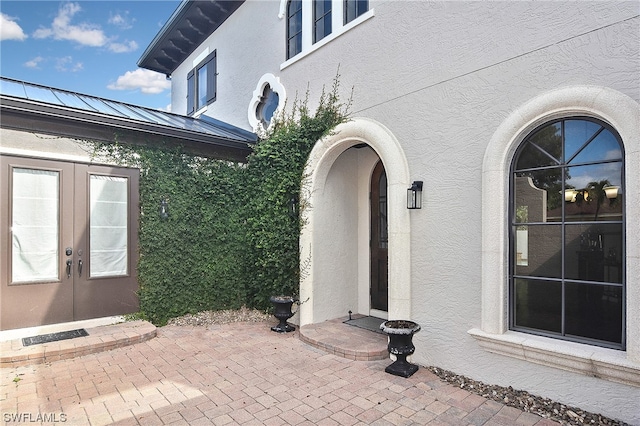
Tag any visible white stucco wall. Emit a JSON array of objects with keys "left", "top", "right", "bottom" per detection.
[
  {"left": 168, "top": 1, "right": 640, "bottom": 422},
  {"left": 0, "top": 129, "right": 97, "bottom": 163}
]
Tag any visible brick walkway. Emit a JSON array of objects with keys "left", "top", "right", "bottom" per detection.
[{"left": 0, "top": 321, "right": 560, "bottom": 425}]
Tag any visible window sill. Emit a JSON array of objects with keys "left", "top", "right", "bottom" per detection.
[
  {"left": 280, "top": 9, "right": 375, "bottom": 70},
  {"left": 468, "top": 328, "right": 640, "bottom": 387}
]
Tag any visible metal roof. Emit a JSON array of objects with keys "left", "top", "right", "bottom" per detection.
[
  {"left": 138, "top": 0, "right": 244, "bottom": 76},
  {"left": 0, "top": 76, "right": 256, "bottom": 161}
]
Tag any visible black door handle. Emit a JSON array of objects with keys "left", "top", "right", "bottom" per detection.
[{"left": 78, "top": 259, "right": 83, "bottom": 277}]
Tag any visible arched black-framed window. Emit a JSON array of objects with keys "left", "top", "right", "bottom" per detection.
[
  {"left": 510, "top": 117, "right": 625, "bottom": 349},
  {"left": 286, "top": 0, "right": 302, "bottom": 59}
]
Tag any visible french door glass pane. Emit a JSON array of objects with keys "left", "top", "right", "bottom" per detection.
[
  {"left": 12, "top": 168, "right": 59, "bottom": 282},
  {"left": 514, "top": 278, "right": 562, "bottom": 333},
  {"left": 90, "top": 175, "right": 128, "bottom": 277}
]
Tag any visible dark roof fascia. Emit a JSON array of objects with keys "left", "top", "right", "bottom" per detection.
[
  {"left": 138, "top": 0, "right": 245, "bottom": 76},
  {"left": 1, "top": 96, "right": 254, "bottom": 162}
]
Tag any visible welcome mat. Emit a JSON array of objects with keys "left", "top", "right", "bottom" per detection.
[
  {"left": 343, "top": 316, "right": 386, "bottom": 334},
  {"left": 22, "top": 329, "right": 89, "bottom": 347}
]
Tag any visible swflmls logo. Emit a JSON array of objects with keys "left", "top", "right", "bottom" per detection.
[{"left": 3, "top": 412, "right": 67, "bottom": 423}]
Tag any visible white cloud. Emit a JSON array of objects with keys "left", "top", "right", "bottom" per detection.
[
  {"left": 24, "top": 56, "right": 45, "bottom": 69},
  {"left": 108, "top": 69, "right": 170, "bottom": 95},
  {"left": 33, "top": 2, "right": 107, "bottom": 47},
  {"left": 109, "top": 40, "right": 138, "bottom": 53},
  {"left": 1, "top": 13, "right": 27, "bottom": 41},
  {"left": 31, "top": 2, "right": 137, "bottom": 53},
  {"left": 109, "top": 12, "right": 135, "bottom": 30},
  {"left": 55, "top": 56, "right": 83, "bottom": 72}
]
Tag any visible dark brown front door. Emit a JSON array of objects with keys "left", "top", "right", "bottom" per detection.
[
  {"left": 0, "top": 156, "right": 139, "bottom": 330},
  {"left": 370, "top": 160, "right": 388, "bottom": 311}
]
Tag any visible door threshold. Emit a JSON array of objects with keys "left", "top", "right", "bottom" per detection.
[{"left": 369, "top": 309, "right": 388, "bottom": 320}]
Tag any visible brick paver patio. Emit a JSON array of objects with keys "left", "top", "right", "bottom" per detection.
[{"left": 0, "top": 321, "right": 560, "bottom": 425}]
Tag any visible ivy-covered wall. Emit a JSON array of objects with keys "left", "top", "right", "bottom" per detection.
[{"left": 90, "top": 80, "right": 349, "bottom": 325}]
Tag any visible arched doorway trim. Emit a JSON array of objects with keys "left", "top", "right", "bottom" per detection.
[{"left": 299, "top": 117, "right": 411, "bottom": 326}]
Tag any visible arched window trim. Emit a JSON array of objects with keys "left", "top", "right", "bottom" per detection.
[
  {"left": 247, "top": 73, "right": 287, "bottom": 134},
  {"left": 469, "top": 85, "right": 640, "bottom": 387}
]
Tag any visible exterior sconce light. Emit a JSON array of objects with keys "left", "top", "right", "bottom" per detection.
[
  {"left": 288, "top": 194, "right": 299, "bottom": 219},
  {"left": 603, "top": 185, "right": 620, "bottom": 200},
  {"left": 159, "top": 199, "right": 169, "bottom": 220},
  {"left": 407, "top": 181, "right": 423, "bottom": 209}
]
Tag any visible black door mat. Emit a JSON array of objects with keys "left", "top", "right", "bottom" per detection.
[
  {"left": 22, "top": 328, "right": 89, "bottom": 346},
  {"left": 343, "top": 316, "right": 386, "bottom": 334}
]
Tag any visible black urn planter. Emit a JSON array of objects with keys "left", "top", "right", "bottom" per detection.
[
  {"left": 380, "top": 320, "right": 421, "bottom": 378},
  {"left": 270, "top": 296, "right": 297, "bottom": 333}
]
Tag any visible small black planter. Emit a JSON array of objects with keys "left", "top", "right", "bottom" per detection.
[
  {"left": 270, "top": 295, "right": 297, "bottom": 333},
  {"left": 380, "top": 320, "right": 421, "bottom": 378}
]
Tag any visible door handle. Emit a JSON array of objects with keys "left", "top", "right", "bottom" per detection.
[
  {"left": 78, "top": 259, "right": 83, "bottom": 277},
  {"left": 66, "top": 259, "right": 73, "bottom": 278}
]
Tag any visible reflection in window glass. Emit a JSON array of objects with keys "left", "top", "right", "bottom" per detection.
[
  {"left": 379, "top": 170, "right": 388, "bottom": 249},
  {"left": 514, "top": 279, "right": 562, "bottom": 333},
  {"left": 565, "top": 283, "right": 622, "bottom": 344},
  {"left": 257, "top": 85, "right": 280, "bottom": 128},
  {"left": 287, "top": 0, "right": 302, "bottom": 59},
  {"left": 345, "top": 0, "right": 368, "bottom": 24},
  {"left": 314, "top": 0, "right": 332, "bottom": 43},
  {"left": 510, "top": 118, "right": 625, "bottom": 348},
  {"left": 198, "top": 66, "right": 208, "bottom": 109}
]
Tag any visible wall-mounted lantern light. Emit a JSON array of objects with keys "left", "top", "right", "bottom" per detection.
[
  {"left": 159, "top": 199, "right": 169, "bottom": 220},
  {"left": 288, "top": 194, "right": 299, "bottom": 219},
  {"left": 407, "top": 181, "right": 423, "bottom": 209}
]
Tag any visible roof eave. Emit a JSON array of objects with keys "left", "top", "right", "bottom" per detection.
[
  {"left": 1, "top": 96, "right": 254, "bottom": 162},
  {"left": 137, "top": 0, "right": 245, "bottom": 76}
]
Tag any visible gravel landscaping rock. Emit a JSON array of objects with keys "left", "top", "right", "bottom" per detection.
[
  {"left": 427, "top": 366, "right": 629, "bottom": 426},
  {"left": 166, "top": 306, "right": 272, "bottom": 326},
  {"left": 166, "top": 309, "right": 629, "bottom": 426}
]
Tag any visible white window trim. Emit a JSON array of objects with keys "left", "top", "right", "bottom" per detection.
[
  {"left": 470, "top": 85, "right": 640, "bottom": 387},
  {"left": 247, "top": 73, "right": 287, "bottom": 134},
  {"left": 279, "top": 0, "right": 374, "bottom": 70}
]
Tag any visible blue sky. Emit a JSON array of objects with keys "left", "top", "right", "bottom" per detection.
[{"left": 1, "top": 1, "right": 181, "bottom": 111}]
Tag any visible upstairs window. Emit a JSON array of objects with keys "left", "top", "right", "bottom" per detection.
[
  {"left": 187, "top": 50, "right": 217, "bottom": 115},
  {"left": 314, "top": 0, "right": 332, "bottom": 43},
  {"left": 344, "top": 0, "right": 368, "bottom": 24},
  {"left": 510, "top": 117, "right": 625, "bottom": 349},
  {"left": 282, "top": 0, "right": 372, "bottom": 64},
  {"left": 287, "top": 0, "right": 302, "bottom": 59}
]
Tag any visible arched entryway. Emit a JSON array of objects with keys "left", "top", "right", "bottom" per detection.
[{"left": 298, "top": 117, "right": 411, "bottom": 326}]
